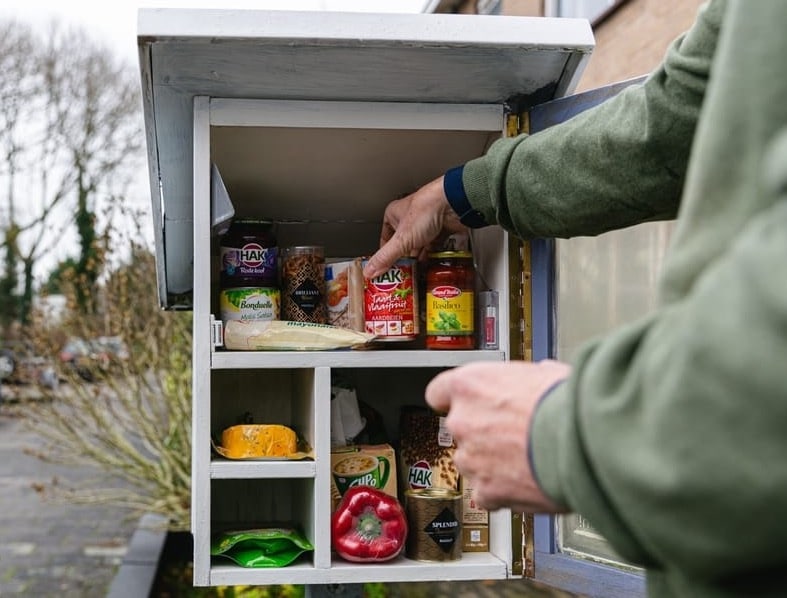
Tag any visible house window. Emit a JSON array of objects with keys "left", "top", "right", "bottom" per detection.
[
  {"left": 554, "top": 219, "right": 673, "bottom": 576},
  {"left": 560, "top": 514, "right": 630, "bottom": 565}
]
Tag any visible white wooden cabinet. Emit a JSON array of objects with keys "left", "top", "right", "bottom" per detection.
[{"left": 138, "top": 8, "right": 593, "bottom": 588}]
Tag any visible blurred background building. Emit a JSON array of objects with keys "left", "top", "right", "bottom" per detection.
[{"left": 432, "top": 0, "right": 705, "bottom": 90}]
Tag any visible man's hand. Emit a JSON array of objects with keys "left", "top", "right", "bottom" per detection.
[
  {"left": 363, "top": 176, "right": 466, "bottom": 279},
  {"left": 425, "top": 360, "right": 571, "bottom": 513}
]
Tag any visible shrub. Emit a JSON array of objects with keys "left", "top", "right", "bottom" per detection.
[{"left": 23, "top": 239, "right": 193, "bottom": 531}]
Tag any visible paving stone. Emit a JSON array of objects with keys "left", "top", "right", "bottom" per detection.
[{"left": 0, "top": 405, "right": 137, "bottom": 597}]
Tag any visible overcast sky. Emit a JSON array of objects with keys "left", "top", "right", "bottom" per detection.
[{"left": 0, "top": 0, "right": 432, "bottom": 62}]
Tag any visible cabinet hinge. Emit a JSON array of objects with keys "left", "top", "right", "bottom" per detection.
[
  {"left": 504, "top": 110, "right": 531, "bottom": 137},
  {"left": 519, "top": 110, "right": 531, "bottom": 136},
  {"left": 521, "top": 241, "right": 533, "bottom": 364},
  {"left": 210, "top": 316, "right": 224, "bottom": 348},
  {"left": 505, "top": 113, "right": 520, "bottom": 138}
]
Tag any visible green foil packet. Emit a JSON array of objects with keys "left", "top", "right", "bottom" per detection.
[{"left": 211, "top": 527, "right": 314, "bottom": 567}]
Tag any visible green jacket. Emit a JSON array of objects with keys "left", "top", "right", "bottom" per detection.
[{"left": 460, "top": 1, "right": 787, "bottom": 595}]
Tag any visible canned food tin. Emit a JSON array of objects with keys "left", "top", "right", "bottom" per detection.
[
  {"left": 220, "top": 287, "right": 280, "bottom": 323},
  {"left": 405, "top": 488, "right": 462, "bottom": 562},
  {"left": 362, "top": 257, "right": 419, "bottom": 341},
  {"left": 281, "top": 246, "right": 327, "bottom": 324}
]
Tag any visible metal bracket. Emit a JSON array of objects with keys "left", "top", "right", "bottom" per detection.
[{"left": 210, "top": 316, "right": 224, "bottom": 348}]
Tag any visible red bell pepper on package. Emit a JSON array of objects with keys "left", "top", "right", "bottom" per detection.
[{"left": 331, "top": 485, "right": 408, "bottom": 563}]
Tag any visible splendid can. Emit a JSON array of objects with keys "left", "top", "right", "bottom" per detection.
[
  {"left": 405, "top": 488, "right": 463, "bottom": 562},
  {"left": 361, "top": 257, "right": 419, "bottom": 341},
  {"left": 220, "top": 287, "right": 280, "bottom": 322}
]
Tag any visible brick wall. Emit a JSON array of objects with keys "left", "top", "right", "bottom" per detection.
[
  {"left": 499, "top": 0, "right": 542, "bottom": 16},
  {"left": 442, "top": 0, "right": 706, "bottom": 92},
  {"left": 576, "top": 0, "right": 705, "bottom": 90}
]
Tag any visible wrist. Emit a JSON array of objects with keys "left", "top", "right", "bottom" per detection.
[{"left": 527, "top": 379, "right": 570, "bottom": 510}]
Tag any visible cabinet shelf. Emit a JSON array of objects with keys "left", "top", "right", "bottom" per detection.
[
  {"left": 208, "top": 552, "right": 508, "bottom": 587},
  {"left": 210, "top": 459, "right": 316, "bottom": 480},
  {"left": 211, "top": 349, "right": 506, "bottom": 370}
]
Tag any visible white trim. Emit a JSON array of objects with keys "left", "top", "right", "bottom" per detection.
[
  {"left": 138, "top": 8, "right": 594, "bottom": 50},
  {"left": 191, "top": 96, "right": 213, "bottom": 586},
  {"left": 209, "top": 99, "right": 504, "bottom": 131},
  {"left": 210, "top": 349, "right": 506, "bottom": 370}
]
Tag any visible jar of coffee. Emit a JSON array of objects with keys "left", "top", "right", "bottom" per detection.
[{"left": 281, "top": 246, "right": 327, "bottom": 324}]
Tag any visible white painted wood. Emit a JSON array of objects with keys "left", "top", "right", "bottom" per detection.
[
  {"left": 138, "top": 42, "right": 168, "bottom": 307},
  {"left": 209, "top": 99, "right": 504, "bottom": 131},
  {"left": 138, "top": 8, "right": 594, "bottom": 306},
  {"left": 150, "top": 85, "right": 195, "bottom": 301},
  {"left": 137, "top": 9, "right": 593, "bottom": 48},
  {"left": 210, "top": 459, "right": 317, "bottom": 479},
  {"left": 489, "top": 509, "right": 514, "bottom": 570},
  {"left": 470, "top": 226, "right": 511, "bottom": 351},
  {"left": 292, "top": 369, "right": 319, "bottom": 561},
  {"left": 558, "top": 50, "right": 592, "bottom": 98},
  {"left": 191, "top": 96, "right": 213, "bottom": 586},
  {"left": 210, "top": 349, "right": 507, "bottom": 370},
  {"left": 312, "top": 367, "right": 333, "bottom": 569},
  {"left": 207, "top": 552, "right": 508, "bottom": 586}
]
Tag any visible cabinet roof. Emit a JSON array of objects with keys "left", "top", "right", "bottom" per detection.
[{"left": 137, "top": 9, "right": 594, "bottom": 307}]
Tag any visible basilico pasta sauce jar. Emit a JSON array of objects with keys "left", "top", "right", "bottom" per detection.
[{"left": 425, "top": 251, "right": 475, "bottom": 350}]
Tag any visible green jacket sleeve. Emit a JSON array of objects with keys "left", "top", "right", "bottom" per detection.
[
  {"left": 532, "top": 130, "right": 787, "bottom": 584},
  {"left": 461, "top": 0, "right": 723, "bottom": 239}
]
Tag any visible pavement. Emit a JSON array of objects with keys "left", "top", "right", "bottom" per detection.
[{"left": 0, "top": 384, "right": 138, "bottom": 597}]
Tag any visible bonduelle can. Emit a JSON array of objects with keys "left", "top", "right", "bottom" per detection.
[
  {"left": 361, "top": 257, "right": 419, "bottom": 341},
  {"left": 220, "top": 287, "right": 280, "bottom": 322}
]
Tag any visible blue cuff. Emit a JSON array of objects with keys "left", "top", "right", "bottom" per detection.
[{"left": 443, "top": 165, "right": 488, "bottom": 228}]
